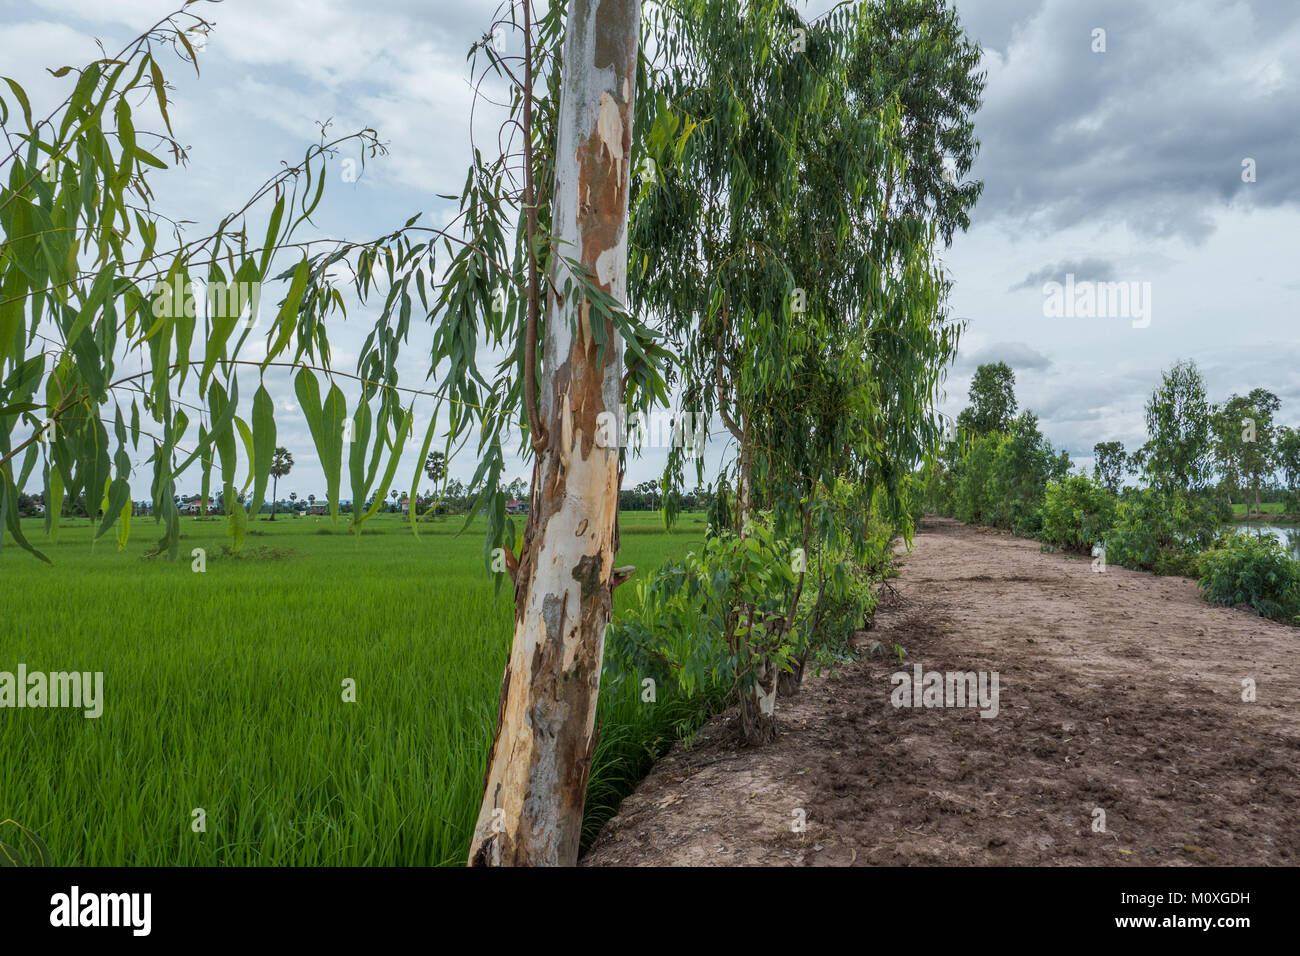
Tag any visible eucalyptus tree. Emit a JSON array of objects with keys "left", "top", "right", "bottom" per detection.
[
  {"left": 632, "top": 0, "right": 971, "bottom": 741},
  {"left": 1276, "top": 425, "right": 1300, "bottom": 509},
  {"left": 1, "top": 0, "right": 656, "bottom": 868},
  {"left": 0, "top": 5, "right": 385, "bottom": 561},
  {"left": 1211, "top": 389, "right": 1279, "bottom": 514},
  {"left": 1092, "top": 440, "right": 1127, "bottom": 495},
  {"left": 957, "top": 361, "right": 1017, "bottom": 438},
  {"left": 847, "top": 0, "right": 985, "bottom": 245},
  {"left": 1137, "top": 360, "right": 1213, "bottom": 494}
]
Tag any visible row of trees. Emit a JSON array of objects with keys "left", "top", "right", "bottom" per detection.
[
  {"left": 1086, "top": 361, "right": 1300, "bottom": 516},
  {"left": 924, "top": 358, "right": 1300, "bottom": 577},
  {"left": 1, "top": 0, "right": 984, "bottom": 865},
  {"left": 925, "top": 361, "right": 1071, "bottom": 536}
]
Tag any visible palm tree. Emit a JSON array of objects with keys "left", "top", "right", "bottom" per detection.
[
  {"left": 424, "top": 451, "right": 445, "bottom": 486},
  {"left": 390, "top": 489, "right": 399, "bottom": 512},
  {"left": 269, "top": 447, "right": 293, "bottom": 520},
  {"left": 289, "top": 491, "right": 298, "bottom": 513},
  {"left": 308, "top": 493, "right": 316, "bottom": 512}
]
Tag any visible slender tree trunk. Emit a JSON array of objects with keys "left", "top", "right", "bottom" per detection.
[
  {"left": 776, "top": 650, "right": 807, "bottom": 697},
  {"left": 270, "top": 476, "right": 277, "bottom": 520},
  {"left": 774, "top": 501, "right": 814, "bottom": 699},
  {"left": 731, "top": 415, "right": 777, "bottom": 741},
  {"left": 468, "top": 0, "right": 639, "bottom": 867},
  {"left": 740, "top": 657, "right": 779, "bottom": 744},
  {"left": 736, "top": 416, "right": 752, "bottom": 537}
]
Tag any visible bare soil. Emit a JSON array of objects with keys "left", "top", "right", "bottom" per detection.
[{"left": 582, "top": 516, "right": 1300, "bottom": 866}]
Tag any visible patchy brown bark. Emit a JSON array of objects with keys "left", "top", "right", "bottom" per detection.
[
  {"left": 739, "top": 657, "right": 779, "bottom": 745},
  {"left": 468, "top": 0, "right": 640, "bottom": 868}
]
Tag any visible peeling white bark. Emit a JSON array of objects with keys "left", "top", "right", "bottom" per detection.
[{"left": 469, "top": 0, "right": 640, "bottom": 868}]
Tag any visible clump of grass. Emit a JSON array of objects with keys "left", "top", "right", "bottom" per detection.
[{"left": 217, "top": 545, "right": 304, "bottom": 562}]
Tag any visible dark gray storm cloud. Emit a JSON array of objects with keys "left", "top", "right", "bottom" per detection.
[
  {"left": 1009, "top": 256, "right": 1116, "bottom": 291},
  {"left": 954, "top": 0, "right": 1300, "bottom": 243}
]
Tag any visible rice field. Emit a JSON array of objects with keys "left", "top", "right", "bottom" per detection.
[{"left": 0, "top": 510, "right": 717, "bottom": 865}]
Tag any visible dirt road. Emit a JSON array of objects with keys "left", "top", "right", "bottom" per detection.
[{"left": 582, "top": 517, "right": 1300, "bottom": 866}]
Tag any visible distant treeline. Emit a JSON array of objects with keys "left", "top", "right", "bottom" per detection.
[{"left": 921, "top": 359, "right": 1300, "bottom": 622}]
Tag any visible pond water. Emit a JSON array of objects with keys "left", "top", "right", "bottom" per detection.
[{"left": 1236, "top": 522, "right": 1300, "bottom": 560}]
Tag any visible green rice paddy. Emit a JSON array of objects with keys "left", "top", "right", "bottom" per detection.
[{"left": 0, "top": 510, "right": 715, "bottom": 865}]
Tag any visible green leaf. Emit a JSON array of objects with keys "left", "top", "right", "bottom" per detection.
[
  {"left": 0, "top": 819, "right": 53, "bottom": 867},
  {"left": 354, "top": 406, "right": 413, "bottom": 530},
  {"left": 43, "top": 461, "right": 63, "bottom": 540},
  {"left": 1, "top": 78, "right": 33, "bottom": 131},
  {"left": 408, "top": 403, "right": 441, "bottom": 536},
  {"left": 114, "top": 97, "right": 136, "bottom": 186},
  {"left": 147, "top": 55, "right": 172, "bottom": 136},
  {"left": 259, "top": 193, "right": 286, "bottom": 280},
  {"left": 295, "top": 368, "right": 345, "bottom": 522},
  {"left": 262, "top": 257, "right": 310, "bottom": 367},
  {"left": 248, "top": 384, "right": 275, "bottom": 517}
]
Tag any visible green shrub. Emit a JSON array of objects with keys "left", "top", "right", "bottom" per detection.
[
  {"left": 954, "top": 433, "right": 1004, "bottom": 525},
  {"left": 609, "top": 488, "right": 896, "bottom": 703},
  {"left": 1040, "top": 475, "right": 1115, "bottom": 553},
  {"left": 1198, "top": 532, "right": 1300, "bottom": 623},
  {"left": 1011, "top": 501, "right": 1044, "bottom": 538},
  {"left": 798, "top": 518, "right": 892, "bottom": 668},
  {"left": 1106, "top": 488, "right": 1223, "bottom": 575}
]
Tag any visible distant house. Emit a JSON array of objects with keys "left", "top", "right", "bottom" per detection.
[
  {"left": 400, "top": 497, "right": 410, "bottom": 514},
  {"left": 177, "top": 497, "right": 213, "bottom": 515},
  {"left": 505, "top": 499, "right": 528, "bottom": 515},
  {"left": 308, "top": 502, "right": 328, "bottom": 515}
]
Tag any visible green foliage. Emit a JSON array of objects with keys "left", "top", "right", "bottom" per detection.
[
  {"left": 635, "top": 0, "right": 967, "bottom": 517},
  {"left": 0, "top": 3, "right": 669, "bottom": 576},
  {"left": 1105, "top": 487, "right": 1226, "bottom": 576},
  {"left": 610, "top": 487, "right": 895, "bottom": 708},
  {"left": 798, "top": 515, "right": 892, "bottom": 669},
  {"left": 609, "top": 519, "right": 800, "bottom": 704},
  {"left": 1136, "top": 359, "right": 1213, "bottom": 494},
  {"left": 0, "top": 7, "right": 430, "bottom": 563},
  {"left": 0, "top": 819, "right": 53, "bottom": 866},
  {"left": 1092, "top": 440, "right": 1127, "bottom": 494},
  {"left": 628, "top": 0, "right": 974, "bottom": 738},
  {"left": 953, "top": 431, "right": 1004, "bottom": 525},
  {"left": 1276, "top": 425, "right": 1300, "bottom": 501},
  {"left": 1211, "top": 388, "right": 1280, "bottom": 512},
  {"left": 1198, "top": 532, "right": 1300, "bottom": 623},
  {"left": 946, "top": 411, "right": 1066, "bottom": 535},
  {"left": 848, "top": 0, "right": 986, "bottom": 246},
  {"left": 958, "top": 361, "right": 1016, "bottom": 438},
  {"left": 1040, "top": 474, "right": 1115, "bottom": 554}
]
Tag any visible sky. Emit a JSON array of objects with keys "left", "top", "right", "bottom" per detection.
[{"left": 2, "top": 0, "right": 1298, "bottom": 501}]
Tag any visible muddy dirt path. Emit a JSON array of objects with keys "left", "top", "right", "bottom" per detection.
[{"left": 582, "top": 516, "right": 1300, "bottom": 866}]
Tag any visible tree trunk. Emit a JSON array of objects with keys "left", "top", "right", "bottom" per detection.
[
  {"left": 740, "top": 658, "right": 779, "bottom": 744},
  {"left": 731, "top": 418, "right": 778, "bottom": 742},
  {"left": 269, "top": 476, "right": 277, "bottom": 520},
  {"left": 777, "top": 649, "right": 808, "bottom": 697},
  {"left": 775, "top": 506, "right": 814, "bottom": 698},
  {"left": 737, "top": 418, "right": 752, "bottom": 537},
  {"left": 468, "top": 0, "right": 639, "bottom": 868}
]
